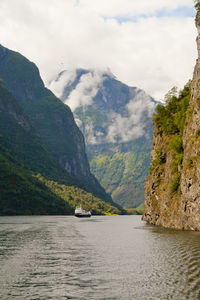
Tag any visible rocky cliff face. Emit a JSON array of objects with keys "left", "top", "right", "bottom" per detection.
[
  {"left": 143, "top": 11, "right": 200, "bottom": 230},
  {"left": 0, "top": 45, "right": 110, "bottom": 202}
]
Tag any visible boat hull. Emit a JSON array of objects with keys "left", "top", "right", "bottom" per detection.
[{"left": 75, "top": 213, "right": 91, "bottom": 218}]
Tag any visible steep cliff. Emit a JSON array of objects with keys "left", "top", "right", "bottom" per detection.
[
  {"left": 0, "top": 45, "right": 111, "bottom": 202},
  {"left": 49, "top": 69, "right": 157, "bottom": 208},
  {"left": 143, "top": 10, "right": 200, "bottom": 230}
]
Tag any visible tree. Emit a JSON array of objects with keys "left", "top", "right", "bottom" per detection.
[
  {"left": 194, "top": 0, "right": 200, "bottom": 10},
  {"left": 164, "top": 87, "right": 178, "bottom": 103}
]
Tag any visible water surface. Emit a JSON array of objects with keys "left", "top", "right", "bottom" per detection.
[{"left": 0, "top": 215, "right": 200, "bottom": 299}]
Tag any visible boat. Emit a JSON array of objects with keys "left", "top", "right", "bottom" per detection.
[{"left": 74, "top": 206, "right": 91, "bottom": 218}]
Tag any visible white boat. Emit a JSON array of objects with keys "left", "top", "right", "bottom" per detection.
[{"left": 74, "top": 206, "right": 91, "bottom": 218}]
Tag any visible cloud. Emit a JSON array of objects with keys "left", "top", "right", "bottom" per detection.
[
  {"left": 0, "top": 0, "right": 197, "bottom": 101},
  {"left": 48, "top": 69, "right": 77, "bottom": 98},
  {"left": 84, "top": 123, "right": 99, "bottom": 145},
  {"left": 54, "top": 68, "right": 156, "bottom": 144},
  {"left": 106, "top": 89, "right": 156, "bottom": 143},
  {"left": 76, "top": 0, "right": 194, "bottom": 18},
  {"left": 62, "top": 70, "right": 106, "bottom": 111},
  {"left": 107, "top": 112, "right": 145, "bottom": 143}
]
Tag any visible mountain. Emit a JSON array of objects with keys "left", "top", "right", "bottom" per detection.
[
  {"left": 143, "top": 9, "right": 200, "bottom": 230},
  {"left": 0, "top": 70, "right": 120, "bottom": 216},
  {"left": 0, "top": 45, "right": 111, "bottom": 203},
  {"left": 49, "top": 69, "right": 157, "bottom": 208},
  {"left": 0, "top": 77, "right": 76, "bottom": 185},
  {"left": 0, "top": 77, "right": 72, "bottom": 215}
]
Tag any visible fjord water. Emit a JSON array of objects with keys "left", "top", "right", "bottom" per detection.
[{"left": 0, "top": 216, "right": 200, "bottom": 300}]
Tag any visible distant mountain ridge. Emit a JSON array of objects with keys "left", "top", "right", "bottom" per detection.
[{"left": 50, "top": 68, "right": 158, "bottom": 208}]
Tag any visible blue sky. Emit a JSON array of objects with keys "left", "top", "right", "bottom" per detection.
[
  {"left": 156, "top": 6, "right": 195, "bottom": 18},
  {"left": 106, "top": 6, "right": 196, "bottom": 24}
]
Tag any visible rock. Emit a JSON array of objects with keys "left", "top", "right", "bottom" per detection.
[{"left": 143, "top": 9, "right": 200, "bottom": 230}]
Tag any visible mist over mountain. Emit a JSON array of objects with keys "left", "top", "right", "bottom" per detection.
[{"left": 50, "top": 68, "right": 158, "bottom": 208}]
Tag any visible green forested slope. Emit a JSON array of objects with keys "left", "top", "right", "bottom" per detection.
[
  {"left": 0, "top": 79, "right": 121, "bottom": 215},
  {"left": 90, "top": 142, "right": 151, "bottom": 208},
  {"left": 0, "top": 152, "right": 72, "bottom": 215},
  {"left": 0, "top": 151, "right": 120, "bottom": 215}
]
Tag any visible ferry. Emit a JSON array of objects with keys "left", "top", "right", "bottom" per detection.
[{"left": 74, "top": 206, "right": 91, "bottom": 218}]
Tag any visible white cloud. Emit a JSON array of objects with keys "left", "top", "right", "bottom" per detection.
[
  {"left": 106, "top": 90, "right": 156, "bottom": 143},
  {"left": 48, "top": 69, "right": 77, "bottom": 98},
  {"left": 63, "top": 70, "right": 105, "bottom": 111},
  {"left": 107, "top": 112, "right": 145, "bottom": 143},
  {"left": 84, "top": 123, "right": 99, "bottom": 144},
  {"left": 0, "top": 0, "right": 197, "bottom": 101}
]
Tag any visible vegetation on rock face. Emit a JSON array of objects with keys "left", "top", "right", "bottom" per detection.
[
  {"left": 149, "top": 82, "right": 191, "bottom": 193},
  {"left": 149, "top": 147, "right": 166, "bottom": 174},
  {"left": 153, "top": 83, "right": 190, "bottom": 136},
  {"left": 195, "top": 0, "right": 200, "bottom": 11},
  {"left": 170, "top": 173, "right": 180, "bottom": 193}
]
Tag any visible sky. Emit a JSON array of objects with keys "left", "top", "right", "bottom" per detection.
[{"left": 0, "top": 0, "right": 197, "bottom": 100}]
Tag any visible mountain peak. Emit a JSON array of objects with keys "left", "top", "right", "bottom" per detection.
[
  {"left": 0, "top": 44, "right": 9, "bottom": 59},
  {"left": 49, "top": 68, "right": 116, "bottom": 105},
  {"left": 49, "top": 68, "right": 157, "bottom": 145}
]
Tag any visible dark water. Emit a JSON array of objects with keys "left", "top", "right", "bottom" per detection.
[{"left": 0, "top": 216, "right": 200, "bottom": 299}]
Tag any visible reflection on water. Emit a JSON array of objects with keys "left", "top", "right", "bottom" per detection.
[{"left": 0, "top": 215, "right": 200, "bottom": 299}]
